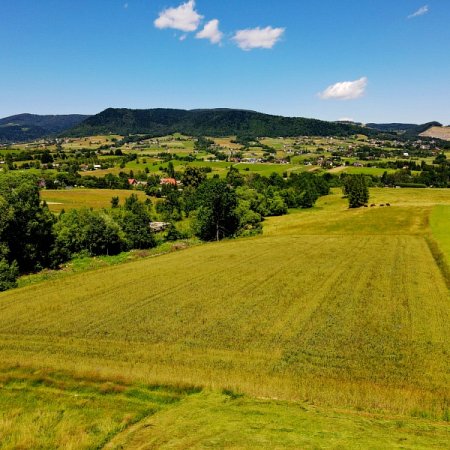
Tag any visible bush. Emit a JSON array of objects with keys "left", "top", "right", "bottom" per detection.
[{"left": 0, "top": 259, "right": 19, "bottom": 292}]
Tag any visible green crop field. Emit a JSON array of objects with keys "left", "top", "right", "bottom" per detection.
[
  {"left": 41, "top": 189, "right": 147, "bottom": 212},
  {"left": 0, "top": 188, "right": 449, "bottom": 448}
]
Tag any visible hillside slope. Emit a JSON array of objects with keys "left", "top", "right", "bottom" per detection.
[
  {"left": 0, "top": 189, "right": 449, "bottom": 421},
  {"left": 420, "top": 125, "right": 450, "bottom": 141},
  {"left": 366, "top": 121, "right": 442, "bottom": 136},
  {"left": 0, "top": 113, "right": 90, "bottom": 142},
  {"left": 66, "top": 108, "right": 379, "bottom": 138}
]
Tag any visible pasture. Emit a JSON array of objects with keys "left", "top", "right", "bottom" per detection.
[{"left": 1, "top": 187, "right": 449, "bottom": 447}]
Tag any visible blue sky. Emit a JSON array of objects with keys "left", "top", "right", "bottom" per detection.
[{"left": 1, "top": 0, "right": 449, "bottom": 124}]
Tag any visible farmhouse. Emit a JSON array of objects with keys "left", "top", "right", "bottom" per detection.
[{"left": 160, "top": 178, "right": 177, "bottom": 186}]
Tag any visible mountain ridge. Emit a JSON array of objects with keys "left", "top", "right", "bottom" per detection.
[
  {"left": 0, "top": 113, "right": 90, "bottom": 143},
  {"left": 0, "top": 109, "right": 443, "bottom": 142},
  {"left": 65, "top": 107, "right": 378, "bottom": 138}
]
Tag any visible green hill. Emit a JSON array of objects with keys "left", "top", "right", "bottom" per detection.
[
  {"left": 66, "top": 108, "right": 379, "bottom": 138},
  {"left": 0, "top": 113, "right": 90, "bottom": 142}
]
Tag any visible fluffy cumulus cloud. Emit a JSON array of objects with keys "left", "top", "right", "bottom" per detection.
[
  {"left": 154, "top": 2, "right": 287, "bottom": 51},
  {"left": 319, "top": 77, "right": 368, "bottom": 100},
  {"left": 232, "top": 26, "right": 285, "bottom": 51},
  {"left": 196, "top": 19, "right": 223, "bottom": 44},
  {"left": 154, "top": 0, "right": 203, "bottom": 32},
  {"left": 408, "top": 5, "right": 429, "bottom": 19}
]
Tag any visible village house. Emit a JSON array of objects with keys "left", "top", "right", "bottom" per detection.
[{"left": 160, "top": 178, "right": 177, "bottom": 186}]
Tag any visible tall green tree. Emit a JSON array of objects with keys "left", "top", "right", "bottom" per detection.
[
  {"left": 119, "top": 194, "right": 156, "bottom": 249},
  {"left": 343, "top": 174, "right": 369, "bottom": 208},
  {"left": 0, "top": 173, "right": 56, "bottom": 272},
  {"left": 194, "top": 179, "right": 239, "bottom": 241}
]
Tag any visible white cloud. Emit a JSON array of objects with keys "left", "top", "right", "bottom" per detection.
[
  {"left": 124, "top": 3, "right": 128, "bottom": 9},
  {"left": 408, "top": 5, "right": 429, "bottom": 19},
  {"left": 232, "top": 26, "right": 285, "bottom": 51},
  {"left": 319, "top": 77, "right": 368, "bottom": 100},
  {"left": 179, "top": 34, "right": 187, "bottom": 41},
  {"left": 196, "top": 19, "right": 223, "bottom": 45},
  {"left": 154, "top": 0, "right": 203, "bottom": 32}
]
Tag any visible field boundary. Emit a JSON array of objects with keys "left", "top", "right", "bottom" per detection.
[{"left": 425, "top": 235, "right": 450, "bottom": 289}]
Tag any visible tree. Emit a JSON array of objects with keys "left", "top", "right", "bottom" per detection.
[
  {"left": 119, "top": 194, "right": 156, "bottom": 249},
  {"left": 156, "top": 189, "right": 182, "bottom": 222},
  {"left": 40, "top": 150, "right": 54, "bottom": 164},
  {"left": 343, "top": 174, "right": 369, "bottom": 208},
  {"left": 182, "top": 166, "right": 206, "bottom": 188},
  {"left": 234, "top": 199, "right": 262, "bottom": 237},
  {"left": 166, "top": 161, "right": 175, "bottom": 178},
  {"left": 194, "top": 179, "right": 239, "bottom": 241},
  {"left": 434, "top": 153, "right": 447, "bottom": 165},
  {"left": 0, "top": 259, "right": 18, "bottom": 292},
  {"left": 263, "top": 187, "right": 288, "bottom": 216},
  {"left": 226, "top": 166, "right": 244, "bottom": 187},
  {"left": 54, "top": 208, "right": 123, "bottom": 259},
  {"left": 0, "top": 173, "right": 56, "bottom": 272},
  {"left": 111, "top": 196, "right": 120, "bottom": 208},
  {"left": 299, "top": 183, "right": 318, "bottom": 208}
]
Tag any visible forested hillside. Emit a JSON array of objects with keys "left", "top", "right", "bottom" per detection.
[
  {"left": 0, "top": 114, "right": 90, "bottom": 142},
  {"left": 66, "top": 108, "right": 379, "bottom": 138}
]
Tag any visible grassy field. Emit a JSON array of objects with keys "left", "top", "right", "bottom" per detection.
[
  {"left": 41, "top": 189, "right": 147, "bottom": 212},
  {"left": 1, "top": 188, "right": 449, "bottom": 447},
  {"left": 0, "top": 367, "right": 199, "bottom": 450},
  {"left": 2, "top": 369, "right": 448, "bottom": 450},
  {"left": 430, "top": 205, "right": 450, "bottom": 263},
  {"left": 78, "top": 159, "right": 310, "bottom": 179}
]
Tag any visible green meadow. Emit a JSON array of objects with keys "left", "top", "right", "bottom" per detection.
[{"left": 41, "top": 189, "right": 148, "bottom": 212}]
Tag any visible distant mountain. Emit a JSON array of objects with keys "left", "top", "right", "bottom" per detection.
[
  {"left": 366, "top": 122, "right": 442, "bottom": 136},
  {"left": 0, "top": 114, "right": 90, "bottom": 143},
  {"left": 66, "top": 108, "right": 379, "bottom": 138}
]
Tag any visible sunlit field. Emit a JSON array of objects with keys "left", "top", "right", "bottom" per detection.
[
  {"left": 1, "top": 187, "right": 449, "bottom": 447},
  {"left": 41, "top": 189, "right": 147, "bottom": 212}
]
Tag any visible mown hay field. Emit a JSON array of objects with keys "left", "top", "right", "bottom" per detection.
[
  {"left": 2, "top": 369, "right": 448, "bottom": 450},
  {"left": 0, "top": 367, "right": 197, "bottom": 450},
  {"left": 0, "top": 187, "right": 449, "bottom": 447}
]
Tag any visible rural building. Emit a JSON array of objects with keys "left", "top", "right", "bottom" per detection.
[{"left": 160, "top": 178, "right": 177, "bottom": 186}]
